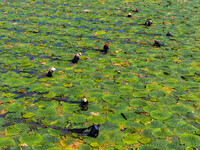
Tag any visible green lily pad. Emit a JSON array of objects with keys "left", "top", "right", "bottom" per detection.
[
  {"left": 19, "top": 133, "right": 44, "bottom": 146},
  {"left": 107, "top": 113, "right": 126, "bottom": 123},
  {"left": 5, "top": 78, "right": 26, "bottom": 87},
  {"left": 129, "top": 99, "right": 148, "bottom": 107},
  {"left": 43, "top": 92, "right": 57, "bottom": 98},
  {"left": 23, "top": 112, "right": 35, "bottom": 118},
  {"left": 170, "top": 105, "right": 195, "bottom": 114},
  {"left": 149, "top": 90, "right": 166, "bottom": 98},
  {"left": 146, "top": 120, "right": 166, "bottom": 129},
  {"left": 36, "top": 108, "right": 58, "bottom": 117},
  {"left": 6, "top": 126, "right": 21, "bottom": 136},
  {"left": 102, "top": 94, "right": 121, "bottom": 104},
  {"left": 143, "top": 105, "right": 161, "bottom": 113},
  {"left": 47, "top": 147, "right": 62, "bottom": 150},
  {"left": 0, "top": 138, "right": 15, "bottom": 148},
  {"left": 87, "top": 115, "right": 107, "bottom": 124},
  {"left": 6, "top": 112, "right": 22, "bottom": 119},
  {"left": 108, "top": 131, "right": 124, "bottom": 144},
  {"left": 180, "top": 134, "right": 200, "bottom": 147},
  {"left": 88, "top": 104, "right": 104, "bottom": 112},
  {"left": 138, "top": 145, "right": 157, "bottom": 150},
  {"left": 174, "top": 124, "right": 198, "bottom": 135},
  {"left": 150, "top": 110, "right": 172, "bottom": 120},
  {"left": 101, "top": 121, "right": 121, "bottom": 132},
  {"left": 151, "top": 128, "right": 173, "bottom": 139},
  {"left": 133, "top": 91, "right": 148, "bottom": 97},
  {"left": 69, "top": 114, "right": 87, "bottom": 124},
  {"left": 88, "top": 92, "right": 104, "bottom": 101},
  {"left": 122, "top": 134, "right": 141, "bottom": 144},
  {"left": 146, "top": 83, "right": 162, "bottom": 91},
  {"left": 8, "top": 103, "right": 27, "bottom": 112},
  {"left": 120, "top": 73, "right": 139, "bottom": 83},
  {"left": 118, "top": 86, "right": 133, "bottom": 93},
  {"left": 50, "top": 86, "right": 68, "bottom": 96},
  {"left": 47, "top": 128, "right": 63, "bottom": 137},
  {"left": 83, "top": 133, "right": 109, "bottom": 145},
  {"left": 90, "top": 142, "right": 99, "bottom": 147},
  {"left": 138, "top": 137, "right": 151, "bottom": 144},
  {"left": 165, "top": 118, "right": 187, "bottom": 127},
  {"left": 36, "top": 101, "right": 59, "bottom": 108}
]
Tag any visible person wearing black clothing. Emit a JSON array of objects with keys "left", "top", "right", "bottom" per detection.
[
  {"left": 72, "top": 52, "right": 81, "bottom": 63},
  {"left": 127, "top": 13, "right": 132, "bottom": 17},
  {"left": 144, "top": 19, "right": 152, "bottom": 26},
  {"left": 46, "top": 67, "right": 56, "bottom": 77},
  {"left": 103, "top": 43, "right": 109, "bottom": 54},
  {"left": 166, "top": 31, "right": 172, "bottom": 36},
  {"left": 87, "top": 123, "right": 101, "bottom": 138},
  {"left": 153, "top": 40, "right": 161, "bottom": 47},
  {"left": 81, "top": 98, "right": 88, "bottom": 111}
]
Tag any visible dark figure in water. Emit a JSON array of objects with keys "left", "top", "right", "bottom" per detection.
[
  {"left": 103, "top": 43, "right": 109, "bottom": 54},
  {"left": 127, "top": 13, "right": 132, "bottom": 17},
  {"left": 81, "top": 98, "right": 88, "bottom": 111},
  {"left": 46, "top": 67, "right": 56, "bottom": 77},
  {"left": 133, "top": 8, "right": 139, "bottom": 12},
  {"left": 144, "top": 19, "right": 152, "bottom": 26},
  {"left": 166, "top": 31, "right": 172, "bottom": 36},
  {"left": 88, "top": 123, "right": 101, "bottom": 138},
  {"left": 153, "top": 40, "right": 161, "bottom": 47},
  {"left": 72, "top": 52, "right": 81, "bottom": 63}
]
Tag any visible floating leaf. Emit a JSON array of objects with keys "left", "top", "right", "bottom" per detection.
[
  {"left": 174, "top": 124, "right": 198, "bottom": 135},
  {"left": 170, "top": 105, "right": 195, "bottom": 114},
  {"left": 47, "top": 128, "right": 63, "bottom": 137},
  {"left": 149, "top": 90, "right": 166, "bottom": 98},
  {"left": 151, "top": 128, "right": 173, "bottom": 139},
  {"left": 8, "top": 103, "right": 26, "bottom": 112},
  {"left": 107, "top": 113, "right": 126, "bottom": 123},
  {"left": 146, "top": 83, "right": 162, "bottom": 91},
  {"left": 122, "top": 134, "right": 141, "bottom": 144},
  {"left": 102, "top": 94, "right": 121, "bottom": 104},
  {"left": 180, "top": 134, "right": 200, "bottom": 147},
  {"left": 62, "top": 103, "right": 80, "bottom": 113},
  {"left": 129, "top": 99, "right": 148, "bottom": 107},
  {"left": 150, "top": 110, "right": 172, "bottom": 120},
  {"left": 0, "top": 138, "right": 15, "bottom": 148},
  {"left": 43, "top": 92, "right": 56, "bottom": 98},
  {"left": 165, "top": 118, "right": 187, "bottom": 127},
  {"left": 23, "top": 112, "right": 35, "bottom": 118},
  {"left": 19, "top": 134, "right": 44, "bottom": 146},
  {"left": 88, "top": 115, "right": 107, "bottom": 124},
  {"left": 120, "top": 73, "right": 139, "bottom": 83},
  {"left": 36, "top": 101, "right": 59, "bottom": 108},
  {"left": 50, "top": 86, "right": 68, "bottom": 96},
  {"left": 146, "top": 120, "right": 166, "bottom": 129},
  {"left": 69, "top": 114, "right": 87, "bottom": 124},
  {"left": 143, "top": 105, "right": 161, "bottom": 113},
  {"left": 47, "top": 147, "right": 62, "bottom": 150},
  {"left": 138, "top": 137, "right": 151, "bottom": 144},
  {"left": 6, "top": 126, "right": 21, "bottom": 136},
  {"left": 138, "top": 145, "right": 157, "bottom": 150},
  {"left": 133, "top": 91, "right": 148, "bottom": 97},
  {"left": 90, "top": 142, "right": 99, "bottom": 147},
  {"left": 36, "top": 108, "right": 58, "bottom": 117}
]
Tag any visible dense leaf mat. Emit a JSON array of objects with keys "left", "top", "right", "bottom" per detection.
[{"left": 0, "top": 0, "right": 199, "bottom": 149}]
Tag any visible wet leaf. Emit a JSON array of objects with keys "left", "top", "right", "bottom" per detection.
[
  {"left": 19, "top": 134, "right": 44, "bottom": 146},
  {"left": 150, "top": 110, "right": 172, "bottom": 120},
  {"left": 0, "top": 138, "right": 15, "bottom": 148}
]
